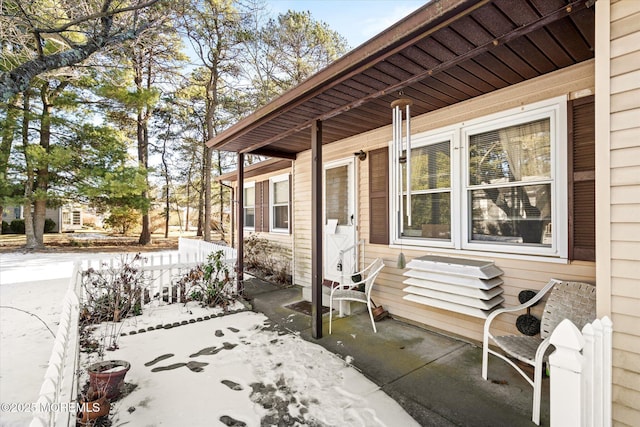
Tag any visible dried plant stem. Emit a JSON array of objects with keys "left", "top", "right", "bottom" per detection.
[{"left": 0, "top": 305, "right": 56, "bottom": 338}]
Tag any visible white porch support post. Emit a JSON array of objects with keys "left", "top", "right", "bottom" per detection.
[
  {"left": 311, "top": 119, "right": 323, "bottom": 339},
  {"left": 549, "top": 319, "right": 585, "bottom": 427},
  {"left": 237, "top": 152, "right": 244, "bottom": 294}
]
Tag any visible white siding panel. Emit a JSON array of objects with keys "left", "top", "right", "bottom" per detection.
[
  {"left": 611, "top": 204, "right": 640, "bottom": 227},
  {"left": 610, "top": 127, "right": 639, "bottom": 150},
  {"left": 611, "top": 205, "right": 640, "bottom": 222},
  {"left": 613, "top": 332, "right": 640, "bottom": 358},
  {"left": 611, "top": 10, "right": 640, "bottom": 39},
  {"left": 611, "top": 31, "right": 640, "bottom": 57},
  {"left": 611, "top": 185, "right": 640, "bottom": 204},
  {"left": 611, "top": 88, "right": 640, "bottom": 113},
  {"left": 610, "top": 109, "right": 640, "bottom": 131},
  {"left": 611, "top": 222, "right": 640, "bottom": 240},
  {"left": 611, "top": 166, "right": 640, "bottom": 186},
  {"left": 611, "top": 259, "right": 640, "bottom": 280},
  {"left": 613, "top": 347, "right": 640, "bottom": 374},
  {"left": 611, "top": 70, "right": 640, "bottom": 94},
  {"left": 611, "top": 313, "right": 640, "bottom": 336},
  {"left": 611, "top": 50, "right": 640, "bottom": 76},
  {"left": 611, "top": 295, "right": 640, "bottom": 317},
  {"left": 611, "top": 0, "right": 640, "bottom": 23},
  {"left": 612, "top": 277, "right": 640, "bottom": 297}
]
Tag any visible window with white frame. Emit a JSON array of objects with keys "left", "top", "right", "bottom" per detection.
[
  {"left": 244, "top": 183, "right": 255, "bottom": 229},
  {"left": 399, "top": 137, "right": 452, "bottom": 241},
  {"left": 391, "top": 97, "right": 567, "bottom": 258},
  {"left": 270, "top": 174, "right": 289, "bottom": 232}
]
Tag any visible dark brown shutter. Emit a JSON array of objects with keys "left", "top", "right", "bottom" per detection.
[
  {"left": 369, "top": 147, "right": 389, "bottom": 245},
  {"left": 288, "top": 174, "right": 293, "bottom": 234},
  {"left": 262, "top": 180, "right": 269, "bottom": 232},
  {"left": 254, "top": 181, "right": 268, "bottom": 232},
  {"left": 254, "top": 182, "right": 262, "bottom": 232},
  {"left": 568, "top": 95, "right": 595, "bottom": 261}
]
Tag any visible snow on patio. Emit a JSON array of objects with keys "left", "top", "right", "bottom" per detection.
[
  {"left": 0, "top": 251, "right": 419, "bottom": 426},
  {"left": 92, "top": 310, "right": 417, "bottom": 426}
]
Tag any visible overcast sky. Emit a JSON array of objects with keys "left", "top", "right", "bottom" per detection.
[{"left": 265, "top": 0, "right": 426, "bottom": 49}]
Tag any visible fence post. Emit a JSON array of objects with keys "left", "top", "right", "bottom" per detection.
[
  {"left": 602, "top": 316, "right": 613, "bottom": 427},
  {"left": 549, "top": 318, "right": 585, "bottom": 427}
]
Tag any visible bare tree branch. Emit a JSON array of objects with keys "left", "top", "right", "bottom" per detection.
[
  {"left": 0, "top": 0, "right": 163, "bottom": 102},
  {"left": 32, "top": 0, "right": 161, "bottom": 35}
]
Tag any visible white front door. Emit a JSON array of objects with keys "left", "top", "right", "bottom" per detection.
[{"left": 324, "top": 158, "right": 357, "bottom": 284}]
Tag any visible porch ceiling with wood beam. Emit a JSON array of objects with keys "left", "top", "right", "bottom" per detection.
[{"left": 207, "top": 0, "right": 595, "bottom": 158}]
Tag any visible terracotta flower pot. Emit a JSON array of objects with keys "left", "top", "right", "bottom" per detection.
[
  {"left": 87, "top": 360, "right": 130, "bottom": 400},
  {"left": 372, "top": 305, "right": 388, "bottom": 321},
  {"left": 78, "top": 391, "right": 110, "bottom": 425}
]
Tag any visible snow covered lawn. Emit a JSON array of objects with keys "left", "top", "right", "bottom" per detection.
[{"left": 0, "top": 251, "right": 418, "bottom": 426}]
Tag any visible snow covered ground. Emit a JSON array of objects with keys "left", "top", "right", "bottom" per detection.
[{"left": 0, "top": 251, "right": 418, "bottom": 426}]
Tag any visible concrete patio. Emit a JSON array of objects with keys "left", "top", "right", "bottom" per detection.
[{"left": 243, "top": 277, "right": 550, "bottom": 427}]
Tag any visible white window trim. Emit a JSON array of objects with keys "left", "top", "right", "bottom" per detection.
[
  {"left": 390, "top": 128, "right": 458, "bottom": 250},
  {"left": 270, "top": 173, "right": 290, "bottom": 233},
  {"left": 390, "top": 95, "right": 568, "bottom": 259},
  {"left": 243, "top": 181, "right": 255, "bottom": 231}
]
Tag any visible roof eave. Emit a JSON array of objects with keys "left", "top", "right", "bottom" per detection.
[{"left": 206, "top": 0, "right": 476, "bottom": 152}]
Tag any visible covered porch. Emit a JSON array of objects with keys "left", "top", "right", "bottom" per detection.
[
  {"left": 207, "top": 0, "right": 597, "bottom": 339},
  {"left": 243, "top": 276, "right": 551, "bottom": 426}
]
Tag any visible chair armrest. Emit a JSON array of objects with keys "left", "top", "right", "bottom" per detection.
[
  {"left": 484, "top": 278, "right": 561, "bottom": 330},
  {"left": 329, "top": 282, "right": 359, "bottom": 297},
  {"left": 535, "top": 336, "right": 553, "bottom": 361}
]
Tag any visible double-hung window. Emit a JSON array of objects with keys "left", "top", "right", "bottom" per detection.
[
  {"left": 391, "top": 97, "right": 567, "bottom": 258},
  {"left": 270, "top": 174, "right": 290, "bottom": 232},
  {"left": 244, "top": 183, "right": 255, "bottom": 229},
  {"left": 396, "top": 132, "right": 453, "bottom": 245}
]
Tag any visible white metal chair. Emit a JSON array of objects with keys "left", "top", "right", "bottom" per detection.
[
  {"left": 482, "top": 278, "right": 596, "bottom": 425},
  {"left": 329, "top": 258, "right": 385, "bottom": 334}
]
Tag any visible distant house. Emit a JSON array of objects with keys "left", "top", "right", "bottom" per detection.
[
  {"left": 2, "top": 204, "right": 84, "bottom": 233},
  {"left": 207, "top": 1, "right": 640, "bottom": 424}
]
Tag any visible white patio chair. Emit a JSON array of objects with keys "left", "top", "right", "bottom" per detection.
[
  {"left": 482, "top": 278, "right": 596, "bottom": 425},
  {"left": 329, "top": 258, "right": 385, "bottom": 334}
]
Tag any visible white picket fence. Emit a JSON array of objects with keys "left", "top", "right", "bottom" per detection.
[
  {"left": 31, "top": 241, "right": 236, "bottom": 427},
  {"left": 549, "top": 316, "right": 613, "bottom": 427},
  {"left": 178, "top": 237, "right": 237, "bottom": 264},
  {"left": 30, "top": 266, "right": 81, "bottom": 427}
]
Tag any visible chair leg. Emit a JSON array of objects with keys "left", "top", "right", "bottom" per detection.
[
  {"left": 367, "top": 302, "right": 377, "bottom": 333},
  {"left": 482, "top": 335, "right": 489, "bottom": 380},
  {"left": 329, "top": 296, "right": 333, "bottom": 335},
  {"left": 532, "top": 358, "right": 544, "bottom": 425}
]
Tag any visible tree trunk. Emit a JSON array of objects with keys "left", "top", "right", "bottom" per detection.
[
  {"left": 33, "top": 199, "right": 46, "bottom": 246},
  {"left": 185, "top": 167, "right": 191, "bottom": 232},
  {"left": 21, "top": 92, "right": 39, "bottom": 249},
  {"left": 32, "top": 84, "right": 53, "bottom": 246},
  {"left": 135, "top": 52, "right": 152, "bottom": 246},
  {"left": 161, "top": 128, "right": 170, "bottom": 239},
  {"left": 196, "top": 141, "right": 206, "bottom": 237},
  {"left": 203, "top": 145, "right": 212, "bottom": 242},
  {"left": 137, "top": 109, "right": 151, "bottom": 245},
  {"left": 164, "top": 185, "right": 170, "bottom": 238}
]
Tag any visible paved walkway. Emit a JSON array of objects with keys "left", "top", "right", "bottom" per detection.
[{"left": 243, "top": 278, "right": 550, "bottom": 427}]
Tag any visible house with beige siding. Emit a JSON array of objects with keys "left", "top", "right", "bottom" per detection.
[
  {"left": 209, "top": 1, "right": 639, "bottom": 424},
  {"left": 216, "top": 159, "right": 294, "bottom": 278}
]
